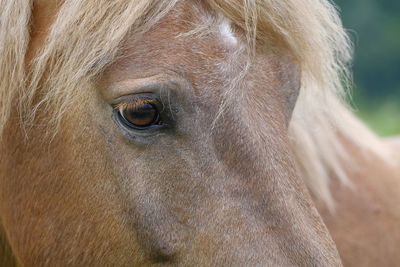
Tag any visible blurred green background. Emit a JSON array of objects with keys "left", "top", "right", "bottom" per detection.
[{"left": 333, "top": 0, "right": 400, "bottom": 136}]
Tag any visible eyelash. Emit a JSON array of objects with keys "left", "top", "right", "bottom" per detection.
[{"left": 114, "top": 99, "right": 157, "bottom": 112}]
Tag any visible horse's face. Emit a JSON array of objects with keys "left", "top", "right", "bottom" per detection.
[{"left": 0, "top": 1, "right": 341, "bottom": 266}]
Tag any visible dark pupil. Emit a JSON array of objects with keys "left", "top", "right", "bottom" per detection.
[{"left": 122, "top": 103, "right": 158, "bottom": 127}]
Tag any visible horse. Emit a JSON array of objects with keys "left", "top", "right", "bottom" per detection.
[{"left": 0, "top": 0, "right": 399, "bottom": 266}]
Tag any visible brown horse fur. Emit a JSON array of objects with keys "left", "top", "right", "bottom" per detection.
[
  {"left": 315, "top": 137, "right": 400, "bottom": 266},
  {"left": 0, "top": 0, "right": 399, "bottom": 266}
]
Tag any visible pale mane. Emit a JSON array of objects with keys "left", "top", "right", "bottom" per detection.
[{"left": 0, "top": 0, "right": 391, "bottom": 210}]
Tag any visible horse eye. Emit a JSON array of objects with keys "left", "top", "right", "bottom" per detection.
[{"left": 118, "top": 101, "right": 161, "bottom": 128}]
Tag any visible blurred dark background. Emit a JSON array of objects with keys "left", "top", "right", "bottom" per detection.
[{"left": 333, "top": 0, "right": 400, "bottom": 136}]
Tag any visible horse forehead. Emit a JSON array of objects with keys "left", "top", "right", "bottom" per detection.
[{"left": 101, "top": 2, "right": 239, "bottom": 92}]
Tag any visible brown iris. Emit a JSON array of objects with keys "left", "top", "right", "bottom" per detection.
[{"left": 117, "top": 100, "right": 160, "bottom": 128}]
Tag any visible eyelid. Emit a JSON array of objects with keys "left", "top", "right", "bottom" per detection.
[{"left": 108, "top": 75, "right": 179, "bottom": 101}]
